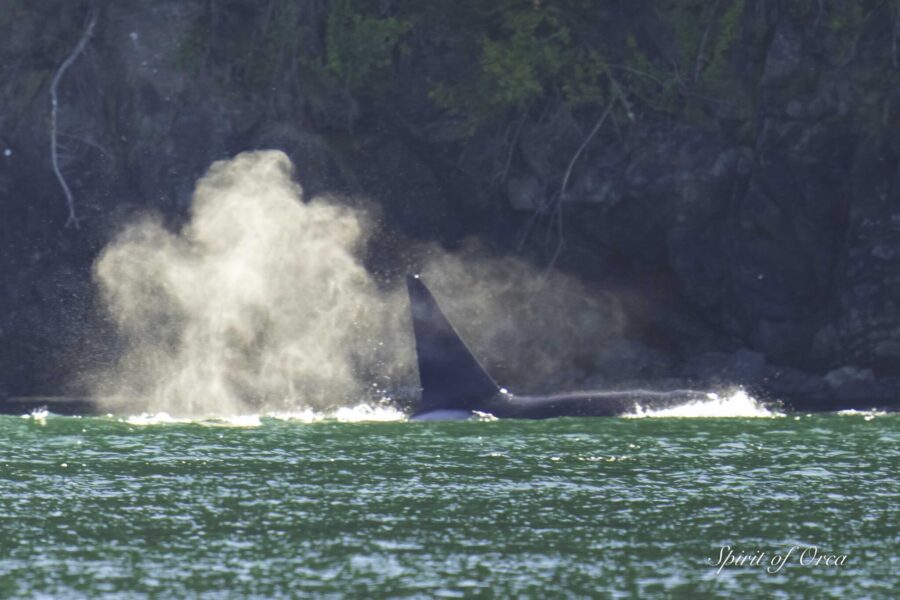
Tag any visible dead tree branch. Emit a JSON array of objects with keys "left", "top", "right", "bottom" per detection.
[
  {"left": 50, "top": 9, "right": 97, "bottom": 229},
  {"left": 559, "top": 105, "right": 613, "bottom": 209},
  {"left": 495, "top": 112, "right": 526, "bottom": 186},
  {"left": 543, "top": 101, "right": 614, "bottom": 276},
  {"left": 692, "top": 0, "right": 722, "bottom": 83}
]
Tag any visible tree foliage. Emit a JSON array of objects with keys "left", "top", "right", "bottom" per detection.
[
  {"left": 428, "top": 2, "right": 608, "bottom": 130},
  {"left": 324, "top": 0, "right": 410, "bottom": 93}
]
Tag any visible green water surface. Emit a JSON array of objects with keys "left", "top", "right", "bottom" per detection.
[{"left": 0, "top": 413, "right": 897, "bottom": 598}]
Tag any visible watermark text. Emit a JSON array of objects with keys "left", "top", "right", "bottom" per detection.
[{"left": 709, "top": 545, "right": 848, "bottom": 574}]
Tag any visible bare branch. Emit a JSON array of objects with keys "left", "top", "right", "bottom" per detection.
[
  {"left": 605, "top": 70, "right": 635, "bottom": 122},
  {"left": 692, "top": 0, "right": 722, "bottom": 83},
  {"left": 543, "top": 102, "right": 614, "bottom": 277},
  {"left": 50, "top": 9, "right": 97, "bottom": 229},
  {"left": 496, "top": 113, "right": 525, "bottom": 186},
  {"left": 559, "top": 105, "right": 612, "bottom": 205}
]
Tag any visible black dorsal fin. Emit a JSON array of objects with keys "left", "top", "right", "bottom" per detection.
[{"left": 406, "top": 275, "right": 500, "bottom": 415}]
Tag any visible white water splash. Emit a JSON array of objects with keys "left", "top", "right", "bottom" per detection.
[
  {"left": 119, "top": 403, "right": 406, "bottom": 427},
  {"left": 124, "top": 412, "right": 192, "bottom": 426},
  {"left": 270, "top": 403, "right": 406, "bottom": 423},
  {"left": 472, "top": 410, "right": 499, "bottom": 422},
  {"left": 21, "top": 408, "right": 49, "bottom": 424},
  {"left": 836, "top": 409, "right": 887, "bottom": 421},
  {"left": 625, "top": 389, "right": 782, "bottom": 418},
  {"left": 122, "top": 412, "right": 264, "bottom": 427}
]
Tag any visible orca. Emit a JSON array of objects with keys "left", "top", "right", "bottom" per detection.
[{"left": 406, "top": 274, "right": 710, "bottom": 420}]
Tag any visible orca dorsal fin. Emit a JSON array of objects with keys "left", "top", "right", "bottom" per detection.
[{"left": 406, "top": 275, "right": 500, "bottom": 414}]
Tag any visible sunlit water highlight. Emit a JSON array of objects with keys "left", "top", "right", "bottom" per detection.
[{"left": 0, "top": 403, "right": 896, "bottom": 597}]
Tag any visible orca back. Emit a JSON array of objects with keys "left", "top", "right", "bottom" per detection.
[{"left": 406, "top": 275, "right": 499, "bottom": 415}]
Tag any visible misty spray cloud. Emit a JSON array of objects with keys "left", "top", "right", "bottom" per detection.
[{"left": 91, "top": 150, "right": 624, "bottom": 416}]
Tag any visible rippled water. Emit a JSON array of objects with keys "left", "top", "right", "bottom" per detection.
[{"left": 0, "top": 409, "right": 897, "bottom": 597}]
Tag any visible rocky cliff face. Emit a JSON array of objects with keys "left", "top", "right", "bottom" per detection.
[{"left": 2, "top": 0, "right": 899, "bottom": 407}]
